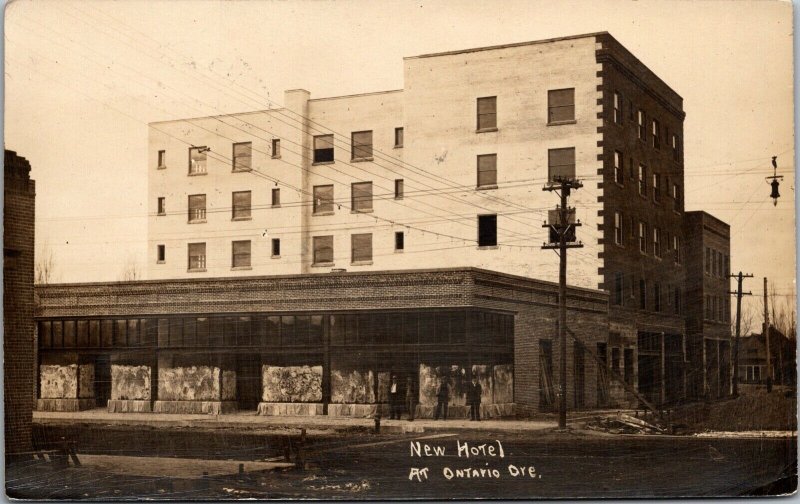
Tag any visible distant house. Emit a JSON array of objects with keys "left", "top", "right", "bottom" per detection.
[{"left": 737, "top": 326, "right": 796, "bottom": 385}]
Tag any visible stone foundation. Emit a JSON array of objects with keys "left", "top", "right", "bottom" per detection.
[
  {"left": 107, "top": 399, "right": 153, "bottom": 413},
  {"left": 36, "top": 398, "right": 96, "bottom": 412},
  {"left": 327, "top": 403, "right": 390, "bottom": 418},
  {"left": 257, "top": 402, "right": 324, "bottom": 416},
  {"left": 153, "top": 400, "right": 237, "bottom": 415},
  {"left": 415, "top": 403, "right": 516, "bottom": 419}
]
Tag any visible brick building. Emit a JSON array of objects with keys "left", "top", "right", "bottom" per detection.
[
  {"left": 4, "top": 150, "right": 36, "bottom": 456},
  {"left": 33, "top": 32, "right": 727, "bottom": 416},
  {"left": 684, "top": 211, "right": 731, "bottom": 399}
]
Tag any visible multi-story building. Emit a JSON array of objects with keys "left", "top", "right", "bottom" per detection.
[
  {"left": 684, "top": 211, "right": 731, "bottom": 399},
  {"left": 4, "top": 150, "right": 36, "bottom": 457},
  {"left": 35, "top": 32, "right": 711, "bottom": 417}
]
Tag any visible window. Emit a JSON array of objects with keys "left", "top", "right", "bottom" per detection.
[
  {"left": 637, "top": 110, "right": 646, "bottom": 140},
  {"left": 477, "top": 154, "right": 497, "bottom": 188},
  {"left": 272, "top": 188, "right": 280, "bottom": 207},
  {"left": 673, "top": 236, "right": 681, "bottom": 264},
  {"left": 188, "top": 194, "right": 206, "bottom": 222},
  {"left": 705, "top": 247, "right": 712, "bottom": 274},
  {"left": 638, "top": 164, "right": 647, "bottom": 196},
  {"left": 232, "top": 240, "right": 251, "bottom": 268},
  {"left": 639, "top": 279, "right": 647, "bottom": 310},
  {"left": 394, "top": 179, "right": 404, "bottom": 199},
  {"left": 313, "top": 134, "right": 334, "bottom": 163},
  {"left": 613, "top": 91, "right": 622, "bottom": 124},
  {"left": 477, "top": 96, "right": 497, "bottom": 131},
  {"left": 351, "top": 182, "right": 373, "bottom": 212},
  {"left": 548, "top": 147, "right": 576, "bottom": 182},
  {"left": 271, "top": 139, "right": 281, "bottom": 158},
  {"left": 189, "top": 146, "right": 207, "bottom": 174},
  {"left": 157, "top": 244, "right": 165, "bottom": 263},
  {"left": 395, "top": 231, "right": 404, "bottom": 251},
  {"left": 638, "top": 221, "right": 647, "bottom": 253},
  {"left": 313, "top": 185, "right": 334, "bottom": 214},
  {"left": 614, "top": 151, "right": 624, "bottom": 185},
  {"left": 232, "top": 191, "right": 251, "bottom": 220},
  {"left": 705, "top": 295, "right": 712, "bottom": 319},
  {"left": 724, "top": 254, "right": 729, "bottom": 277},
  {"left": 653, "top": 227, "right": 661, "bottom": 257},
  {"left": 394, "top": 127, "right": 404, "bottom": 148},
  {"left": 351, "top": 233, "right": 373, "bottom": 263},
  {"left": 613, "top": 272, "right": 623, "bottom": 305},
  {"left": 651, "top": 119, "right": 660, "bottom": 149},
  {"left": 654, "top": 283, "right": 661, "bottom": 312},
  {"left": 653, "top": 173, "right": 660, "bottom": 202},
  {"left": 672, "top": 134, "right": 679, "bottom": 161},
  {"left": 188, "top": 242, "right": 206, "bottom": 271},
  {"left": 271, "top": 238, "right": 281, "bottom": 258},
  {"left": 351, "top": 130, "right": 373, "bottom": 160},
  {"left": 673, "top": 183, "right": 681, "bottom": 211},
  {"left": 157, "top": 197, "right": 166, "bottom": 216},
  {"left": 233, "top": 142, "right": 252, "bottom": 171},
  {"left": 614, "top": 211, "right": 623, "bottom": 245},
  {"left": 313, "top": 236, "right": 334, "bottom": 265},
  {"left": 548, "top": 88, "right": 575, "bottom": 123},
  {"left": 478, "top": 214, "right": 497, "bottom": 247},
  {"left": 157, "top": 150, "right": 166, "bottom": 168},
  {"left": 674, "top": 288, "right": 681, "bottom": 315}
]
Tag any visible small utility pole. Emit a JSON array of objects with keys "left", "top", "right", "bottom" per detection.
[
  {"left": 729, "top": 271, "right": 753, "bottom": 397},
  {"left": 764, "top": 277, "right": 772, "bottom": 391},
  {"left": 542, "top": 177, "right": 583, "bottom": 431}
]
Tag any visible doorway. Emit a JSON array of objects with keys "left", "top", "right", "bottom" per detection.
[{"left": 236, "top": 354, "right": 262, "bottom": 410}]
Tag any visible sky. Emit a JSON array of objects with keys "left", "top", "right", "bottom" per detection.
[{"left": 4, "top": 0, "right": 796, "bottom": 321}]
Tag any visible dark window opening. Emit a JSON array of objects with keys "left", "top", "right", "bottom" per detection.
[{"left": 478, "top": 214, "right": 497, "bottom": 247}]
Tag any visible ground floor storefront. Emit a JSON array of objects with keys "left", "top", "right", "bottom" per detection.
[{"left": 35, "top": 268, "right": 622, "bottom": 416}]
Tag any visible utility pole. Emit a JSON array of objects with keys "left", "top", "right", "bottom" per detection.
[
  {"left": 764, "top": 277, "right": 772, "bottom": 392},
  {"left": 542, "top": 177, "right": 583, "bottom": 431},
  {"left": 728, "top": 271, "right": 753, "bottom": 397}
]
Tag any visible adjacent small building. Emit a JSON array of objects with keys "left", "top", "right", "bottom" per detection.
[
  {"left": 738, "top": 327, "right": 796, "bottom": 386},
  {"left": 4, "top": 150, "right": 36, "bottom": 457}
]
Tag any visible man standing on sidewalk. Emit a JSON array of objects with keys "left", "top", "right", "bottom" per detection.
[
  {"left": 434, "top": 376, "right": 449, "bottom": 420},
  {"left": 405, "top": 376, "right": 416, "bottom": 421},
  {"left": 468, "top": 375, "right": 482, "bottom": 421},
  {"left": 389, "top": 375, "right": 401, "bottom": 419}
]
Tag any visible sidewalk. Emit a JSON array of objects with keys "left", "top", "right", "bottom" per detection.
[{"left": 34, "top": 409, "right": 557, "bottom": 434}]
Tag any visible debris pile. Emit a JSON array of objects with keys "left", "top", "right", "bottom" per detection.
[{"left": 585, "top": 413, "right": 666, "bottom": 435}]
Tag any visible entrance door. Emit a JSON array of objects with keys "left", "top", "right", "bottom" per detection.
[
  {"left": 236, "top": 354, "right": 262, "bottom": 410},
  {"left": 94, "top": 354, "right": 111, "bottom": 408}
]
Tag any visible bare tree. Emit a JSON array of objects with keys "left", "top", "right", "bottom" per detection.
[{"left": 34, "top": 240, "right": 57, "bottom": 285}]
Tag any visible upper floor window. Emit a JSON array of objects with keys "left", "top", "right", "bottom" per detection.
[
  {"left": 271, "top": 139, "right": 281, "bottom": 158},
  {"left": 639, "top": 279, "right": 647, "bottom": 310},
  {"left": 653, "top": 227, "right": 661, "bottom": 258},
  {"left": 232, "top": 191, "right": 251, "bottom": 220},
  {"left": 232, "top": 240, "right": 251, "bottom": 268},
  {"left": 671, "top": 134, "right": 680, "bottom": 161},
  {"left": 614, "top": 151, "right": 624, "bottom": 185},
  {"left": 351, "top": 182, "right": 373, "bottom": 212},
  {"left": 674, "top": 288, "right": 681, "bottom": 315},
  {"left": 613, "top": 272, "right": 624, "bottom": 305},
  {"left": 614, "top": 211, "right": 623, "bottom": 246},
  {"left": 271, "top": 188, "right": 281, "bottom": 207},
  {"left": 477, "top": 96, "right": 497, "bottom": 131},
  {"left": 395, "top": 231, "right": 405, "bottom": 251},
  {"left": 313, "top": 185, "right": 334, "bottom": 214},
  {"left": 638, "top": 164, "right": 647, "bottom": 196},
  {"left": 157, "top": 244, "right": 166, "bottom": 263},
  {"left": 705, "top": 247, "right": 712, "bottom": 275},
  {"left": 351, "top": 233, "right": 373, "bottom": 263},
  {"left": 394, "top": 127, "right": 404, "bottom": 148},
  {"left": 637, "top": 110, "right": 646, "bottom": 141},
  {"left": 394, "top": 179, "right": 404, "bottom": 199},
  {"left": 233, "top": 142, "right": 252, "bottom": 171},
  {"left": 157, "top": 150, "right": 166, "bottom": 168},
  {"left": 548, "top": 147, "right": 576, "bottom": 182},
  {"left": 653, "top": 283, "right": 662, "bottom": 312},
  {"left": 613, "top": 91, "right": 622, "bottom": 124},
  {"left": 478, "top": 214, "right": 497, "bottom": 247},
  {"left": 651, "top": 120, "right": 660, "bottom": 149},
  {"left": 313, "top": 235, "right": 334, "bottom": 265},
  {"left": 673, "top": 236, "right": 681, "bottom": 264},
  {"left": 652, "top": 173, "right": 661, "bottom": 202},
  {"left": 157, "top": 197, "right": 166, "bottom": 216},
  {"left": 351, "top": 130, "right": 373, "bottom": 161},
  {"left": 477, "top": 154, "right": 497, "bottom": 188},
  {"left": 638, "top": 221, "right": 647, "bottom": 253},
  {"left": 271, "top": 238, "right": 281, "bottom": 258},
  {"left": 188, "top": 194, "right": 206, "bottom": 223},
  {"left": 547, "top": 88, "right": 575, "bottom": 123},
  {"left": 189, "top": 146, "right": 208, "bottom": 174},
  {"left": 673, "top": 183, "right": 681, "bottom": 211},
  {"left": 313, "top": 134, "right": 334, "bottom": 163},
  {"left": 188, "top": 242, "right": 206, "bottom": 271}
]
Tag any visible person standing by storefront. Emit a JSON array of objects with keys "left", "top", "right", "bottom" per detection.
[
  {"left": 468, "top": 375, "right": 482, "bottom": 421},
  {"left": 434, "top": 376, "right": 449, "bottom": 420}
]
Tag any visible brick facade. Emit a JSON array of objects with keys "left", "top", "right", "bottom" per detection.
[{"left": 4, "top": 150, "right": 36, "bottom": 455}]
